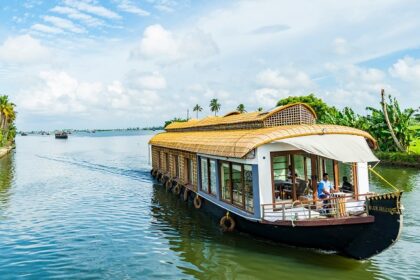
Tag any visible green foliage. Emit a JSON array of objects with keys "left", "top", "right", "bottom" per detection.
[
  {"left": 236, "top": 104, "right": 246, "bottom": 113},
  {"left": 276, "top": 94, "right": 338, "bottom": 123},
  {"left": 193, "top": 104, "right": 203, "bottom": 119},
  {"left": 164, "top": 117, "right": 188, "bottom": 128},
  {"left": 0, "top": 95, "right": 16, "bottom": 147},
  {"left": 375, "top": 151, "right": 420, "bottom": 165},
  {"left": 209, "top": 99, "right": 221, "bottom": 116},
  {"left": 257, "top": 107, "right": 263, "bottom": 112},
  {"left": 276, "top": 93, "right": 418, "bottom": 154},
  {"left": 365, "top": 96, "right": 416, "bottom": 152}
]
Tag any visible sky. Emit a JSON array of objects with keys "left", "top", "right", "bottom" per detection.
[{"left": 0, "top": 0, "right": 419, "bottom": 130}]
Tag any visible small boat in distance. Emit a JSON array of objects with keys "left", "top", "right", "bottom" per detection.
[
  {"left": 20, "top": 132, "right": 28, "bottom": 136},
  {"left": 55, "top": 131, "right": 68, "bottom": 139}
]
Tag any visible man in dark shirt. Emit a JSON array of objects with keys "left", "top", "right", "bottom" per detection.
[{"left": 341, "top": 176, "right": 353, "bottom": 193}]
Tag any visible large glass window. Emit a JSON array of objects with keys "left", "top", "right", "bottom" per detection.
[
  {"left": 220, "top": 163, "right": 231, "bottom": 201},
  {"left": 272, "top": 155, "right": 287, "bottom": 181},
  {"left": 244, "top": 165, "right": 253, "bottom": 212},
  {"left": 200, "top": 158, "right": 209, "bottom": 193},
  {"left": 200, "top": 158, "right": 217, "bottom": 196},
  {"left": 232, "top": 164, "right": 243, "bottom": 207},
  {"left": 219, "top": 162, "right": 254, "bottom": 213},
  {"left": 209, "top": 160, "right": 217, "bottom": 196},
  {"left": 338, "top": 162, "right": 354, "bottom": 193}
]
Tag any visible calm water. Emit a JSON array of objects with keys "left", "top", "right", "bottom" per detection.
[{"left": 0, "top": 132, "right": 419, "bottom": 279}]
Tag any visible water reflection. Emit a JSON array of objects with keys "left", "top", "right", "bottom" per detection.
[
  {"left": 0, "top": 152, "right": 15, "bottom": 211},
  {"left": 150, "top": 184, "right": 381, "bottom": 279},
  {"left": 370, "top": 164, "right": 419, "bottom": 193}
]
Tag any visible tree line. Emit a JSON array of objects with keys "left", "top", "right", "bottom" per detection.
[
  {"left": 164, "top": 92, "right": 419, "bottom": 154},
  {"left": 0, "top": 95, "right": 16, "bottom": 147}
]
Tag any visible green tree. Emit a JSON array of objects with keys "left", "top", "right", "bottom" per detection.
[
  {"left": 193, "top": 104, "right": 203, "bottom": 119},
  {"left": 0, "top": 95, "right": 16, "bottom": 146},
  {"left": 276, "top": 94, "right": 338, "bottom": 123},
  {"left": 365, "top": 95, "right": 416, "bottom": 152},
  {"left": 236, "top": 104, "right": 246, "bottom": 113},
  {"left": 210, "top": 99, "right": 221, "bottom": 116},
  {"left": 257, "top": 107, "right": 263, "bottom": 112}
]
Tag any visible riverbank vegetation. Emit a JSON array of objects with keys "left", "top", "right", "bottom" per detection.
[{"left": 0, "top": 95, "right": 16, "bottom": 148}]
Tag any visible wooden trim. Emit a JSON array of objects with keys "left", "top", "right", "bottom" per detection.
[
  {"left": 311, "top": 155, "right": 317, "bottom": 201},
  {"left": 291, "top": 155, "right": 297, "bottom": 201},
  {"left": 353, "top": 163, "right": 359, "bottom": 200},
  {"left": 270, "top": 152, "right": 276, "bottom": 204},
  {"left": 333, "top": 160, "right": 339, "bottom": 191}
]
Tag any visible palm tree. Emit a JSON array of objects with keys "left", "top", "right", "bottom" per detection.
[
  {"left": 0, "top": 95, "right": 16, "bottom": 146},
  {"left": 236, "top": 104, "right": 246, "bottom": 113},
  {"left": 209, "top": 99, "right": 221, "bottom": 116},
  {"left": 193, "top": 104, "right": 203, "bottom": 119}
]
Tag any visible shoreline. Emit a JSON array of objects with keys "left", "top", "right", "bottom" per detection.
[
  {"left": 375, "top": 151, "right": 420, "bottom": 169},
  {"left": 0, "top": 145, "right": 14, "bottom": 159}
]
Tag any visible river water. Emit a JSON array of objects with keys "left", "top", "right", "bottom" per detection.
[{"left": 0, "top": 132, "right": 418, "bottom": 279}]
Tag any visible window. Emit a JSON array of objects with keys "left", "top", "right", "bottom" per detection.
[
  {"left": 338, "top": 162, "right": 354, "bottom": 193},
  {"left": 209, "top": 160, "right": 217, "bottom": 196},
  {"left": 200, "top": 158, "right": 209, "bottom": 193},
  {"left": 220, "top": 162, "right": 231, "bottom": 201},
  {"left": 200, "top": 157, "right": 217, "bottom": 196},
  {"left": 272, "top": 155, "right": 287, "bottom": 181},
  {"left": 165, "top": 153, "right": 169, "bottom": 171},
  {"left": 232, "top": 164, "right": 243, "bottom": 206},
  {"left": 174, "top": 155, "right": 179, "bottom": 178},
  {"left": 244, "top": 165, "right": 253, "bottom": 212},
  {"left": 185, "top": 158, "right": 193, "bottom": 184},
  {"left": 219, "top": 161, "right": 254, "bottom": 213}
]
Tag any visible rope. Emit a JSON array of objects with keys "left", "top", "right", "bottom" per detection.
[{"left": 368, "top": 165, "right": 400, "bottom": 192}]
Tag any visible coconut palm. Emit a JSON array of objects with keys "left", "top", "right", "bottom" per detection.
[
  {"left": 193, "top": 104, "right": 203, "bottom": 119},
  {"left": 236, "top": 104, "right": 246, "bottom": 113},
  {"left": 0, "top": 95, "right": 16, "bottom": 146},
  {"left": 209, "top": 99, "right": 221, "bottom": 116}
]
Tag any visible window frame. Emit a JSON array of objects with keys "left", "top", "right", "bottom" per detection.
[{"left": 218, "top": 160, "right": 254, "bottom": 213}]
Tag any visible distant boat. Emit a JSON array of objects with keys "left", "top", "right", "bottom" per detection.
[
  {"left": 55, "top": 131, "right": 68, "bottom": 139},
  {"left": 20, "top": 133, "right": 28, "bottom": 136}
]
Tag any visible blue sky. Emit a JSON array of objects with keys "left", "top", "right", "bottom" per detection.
[{"left": 0, "top": 0, "right": 419, "bottom": 130}]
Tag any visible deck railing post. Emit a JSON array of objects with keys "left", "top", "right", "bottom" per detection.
[{"left": 282, "top": 204, "right": 285, "bottom": 220}]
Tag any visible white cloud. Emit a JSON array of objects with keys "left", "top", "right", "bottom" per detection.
[
  {"left": 117, "top": 0, "right": 150, "bottom": 16},
  {"left": 389, "top": 57, "right": 420, "bottom": 84},
  {"left": 131, "top": 24, "right": 218, "bottom": 63},
  {"left": 43, "top": 15, "right": 85, "bottom": 33},
  {"left": 256, "top": 68, "right": 315, "bottom": 89},
  {"left": 64, "top": 0, "right": 121, "bottom": 19},
  {"left": 17, "top": 70, "right": 167, "bottom": 119},
  {"left": 0, "top": 35, "right": 50, "bottom": 63},
  {"left": 31, "top": 23, "right": 63, "bottom": 34},
  {"left": 51, "top": 6, "right": 105, "bottom": 27}
]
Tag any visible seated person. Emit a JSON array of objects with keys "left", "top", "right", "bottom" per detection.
[
  {"left": 287, "top": 165, "right": 298, "bottom": 180},
  {"left": 341, "top": 176, "right": 353, "bottom": 193},
  {"left": 317, "top": 173, "right": 334, "bottom": 200}
]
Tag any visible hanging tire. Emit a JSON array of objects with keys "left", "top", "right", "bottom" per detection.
[
  {"left": 173, "top": 183, "right": 181, "bottom": 195},
  {"left": 157, "top": 172, "right": 162, "bottom": 181},
  {"left": 150, "top": 169, "right": 154, "bottom": 176},
  {"left": 161, "top": 175, "right": 168, "bottom": 184},
  {"left": 165, "top": 179, "right": 172, "bottom": 191},
  {"left": 220, "top": 214, "right": 235, "bottom": 232},
  {"left": 183, "top": 188, "right": 189, "bottom": 201},
  {"left": 193, "top": 195, "right": 202, "bottom": 209},
  {"left": 152, "top": 169, "right": 158, "bottom": 177}
]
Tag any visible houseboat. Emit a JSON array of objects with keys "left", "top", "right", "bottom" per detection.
[
  {"left": 149, "top": 103, "right": 403, "bottom": 260},
  {"left": 55, "top": 131, "right": 68, "bottom": 139}
]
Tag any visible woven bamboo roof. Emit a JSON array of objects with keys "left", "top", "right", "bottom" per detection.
[
  {"left": 165, "top": 103, "right": 317, "bottom": 131},
  {"left": 149, "top": 124, "right": 376, "bottom": 158}
]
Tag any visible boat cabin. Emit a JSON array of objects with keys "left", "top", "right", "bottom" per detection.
[{"left": 149, "top": 103, "right": 378, "bottom": 223}]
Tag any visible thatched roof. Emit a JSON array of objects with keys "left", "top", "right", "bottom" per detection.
[
  {"left": 165, "top": 103, "right": 317, "bottom": 131},
  {"left": 149, "top": 124, "right": 376, "bottom": 158}
]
